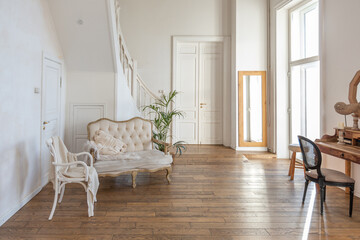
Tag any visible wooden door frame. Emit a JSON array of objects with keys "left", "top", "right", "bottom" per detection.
[
  {"left": 40, "top": 52, "right": 63, "bottom": 187},
  {"left": 238, "top": 71, "right": 267, "bottom": 147},
  {"left": 172, "top": 36, "right": 231, "bottom": 145}
]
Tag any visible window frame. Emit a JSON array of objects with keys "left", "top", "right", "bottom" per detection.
[{"left": 288, "top": 0, "right": 320, "bottom": 143}]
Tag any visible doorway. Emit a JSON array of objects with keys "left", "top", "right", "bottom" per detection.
[
  {"left": 40, "top": 55, "right": 62, "bottom": 186},
  {"left": 173, "top": 38, "right": 226, "bottom": 144}
]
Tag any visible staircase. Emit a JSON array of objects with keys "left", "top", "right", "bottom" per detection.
[{"left": 113, "top": 0, "right": 159, "bottom": 113}]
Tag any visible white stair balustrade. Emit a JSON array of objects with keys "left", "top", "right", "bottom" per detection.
[{"left": 113, "top": 0, "right": 159, "bottom": 113}]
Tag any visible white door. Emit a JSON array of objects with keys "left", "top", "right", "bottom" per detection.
[
  {"left": 174, "top": 41, "right": 223, "bottom": 144},
  {"left": 199, "top": 42, "right": 223, "bottom": 144},
  {"left": 41, "top": 57, "right": 62, "bottom": 186},
  {"left": 175, "top": 43, "right": 199, "bottom": 144}
]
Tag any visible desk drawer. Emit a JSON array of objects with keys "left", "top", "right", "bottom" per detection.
[{"left": 324, "top": 147, "right": 357, "bottom": 162}]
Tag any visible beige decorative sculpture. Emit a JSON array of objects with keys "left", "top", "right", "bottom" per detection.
[{"left": 334, "top": 70, "right": 360, "bottom": 129}]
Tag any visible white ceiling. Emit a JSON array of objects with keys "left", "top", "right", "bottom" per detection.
[{"left": 48, "top": 0, "right": 114, "bottom": 72}]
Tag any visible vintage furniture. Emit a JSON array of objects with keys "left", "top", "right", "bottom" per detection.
[
  {"left": 288, "top": 144, "right": 305, "bottom": 180},
  {"left": 316, "top": 128, "right": 360, "bottom": 193},
  {"left": 87, "top": 117, "right": 173, "bottom": 188},
  {"left": 46, "top": 136, "right": 98, "bottom": 220},
  {"left": 238, "top": 71, "right": 267, "bottom": 147},
  {"left": 299, "top": 136, "right": 355, "bottom": 217},
  {"left": 321, "top": 69, "right": 360, "bottom": 193}
]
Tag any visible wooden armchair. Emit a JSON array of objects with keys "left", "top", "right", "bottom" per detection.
[{"left": 46, "top": 136, "right": 99, "bottom": 220}]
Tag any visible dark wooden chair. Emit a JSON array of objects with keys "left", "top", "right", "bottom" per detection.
[{"left": 298, "top": 135, "right": 355, "bottom": 217}]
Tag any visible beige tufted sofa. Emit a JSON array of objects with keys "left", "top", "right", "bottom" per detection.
[{"left": 87, "top": 117, "right": 172, "bottom": 188}]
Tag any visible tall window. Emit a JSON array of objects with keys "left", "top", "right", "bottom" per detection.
[{"left": 289, "top": 0, "right": 320, "bottom": 143}]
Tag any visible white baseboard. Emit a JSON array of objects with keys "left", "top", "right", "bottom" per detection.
[
  {"left": 0, "top": 185, "right": 42, "bottom": 227},
  {"left": 41, "top": 172, "right": 50, "bottom": 188},
  {"left": 236, "top": 147, "right": 268, "bottom": 151}
]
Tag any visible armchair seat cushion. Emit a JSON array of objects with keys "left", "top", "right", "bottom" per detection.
[
  {"left": 306, "top": 168, "right": 355, "bottom": 183},
  {"left": 94, "top": 149, "right": 172, "bottom": 174},
  {"left": 60, "top": 166, "right": 88, "bottom": 179}
]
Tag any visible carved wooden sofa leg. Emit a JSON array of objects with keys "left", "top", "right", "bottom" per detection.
[
  {"left": 132, "top": 171, "right": 137, "bottom": 188},
  {"left": 166, "top": 167, "right": 172, "bottom": 183}
]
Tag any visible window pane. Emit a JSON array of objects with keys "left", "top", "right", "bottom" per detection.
[
  {"left": 291, "top": 11, "right": 301, "bottom": 61},
  {"left": 290, "top": 66, "right": 301, "bottom": 144},
  {"left": 305, "top": 61, "right": 320, "bottom": 140},
  {"left": 290, "top": 62, "right": 320, "bottom": 143},
  {"left": 304, "top": 7, "right": 319, "bottom": 58}
]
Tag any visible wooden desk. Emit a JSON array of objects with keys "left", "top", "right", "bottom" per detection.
[{"left": 316, "top": 131, "right": 360, "bottom": 193}]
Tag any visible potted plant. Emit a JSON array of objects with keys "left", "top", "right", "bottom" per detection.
[{"left": 143, "top": 90, "right": 186, "bottom": 156}]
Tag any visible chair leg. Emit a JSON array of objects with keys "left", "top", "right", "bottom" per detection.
[
  {"left": 289, "top": 152, "right": 296, "bottom": 180},
  {"left": 132, "top": 171, "right": 137, "bottom": 188},
  {"left": 58, "top": 184, "right": 65, "bottom": 203},
  {"left": 288, "top": 154, "right": 293, "bottom": 176},
  {"left": 323, "top": 186, "right": 326, "bottom": 202},
  {"left": 49, "top": 185, "right": 59, "bottom": 220},
  {"left": 302, "top": 179, "right": 309, "bottom": 204},
  {"left": 166, "top": 167, "right": 172, "bottom": 183},
  {"left": 320, "top": 185, "right": 325, "bottom": 215},
  {"left": 350, "top": 186, "right": 354, "bottom": 217}
]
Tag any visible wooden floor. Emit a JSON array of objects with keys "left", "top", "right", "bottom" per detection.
[{"left": 1, "top": 145, "right": 360, "bottom": 240}]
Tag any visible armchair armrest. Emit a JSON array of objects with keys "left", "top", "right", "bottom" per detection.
[
  {"left": 75, "top": 152, "right": 94, "bottom": 167},
  {"left": 52, "top": 161, "right": 89, "bottom": 181},
  {"left": 152, "top": 138, "right": 171, "bottom": 154}
]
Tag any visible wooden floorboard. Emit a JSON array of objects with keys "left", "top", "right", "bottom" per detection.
[{"left": 1, "top": 145, "right": 359, "bottom": 239}]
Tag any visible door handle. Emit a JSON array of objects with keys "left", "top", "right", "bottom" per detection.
[
  {"left": 43, "top": 121, "right": 50, "bottom": 125},
  {"left": 200, "top": 103, "right": 207, "bottom": 105}
]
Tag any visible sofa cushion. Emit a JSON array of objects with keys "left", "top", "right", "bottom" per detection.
[
  {"left": 94, "top": 149, "right": 173, "bottom": 174},
  {"left": 94, "top": 130, "right": 127, "bottom": 155}
]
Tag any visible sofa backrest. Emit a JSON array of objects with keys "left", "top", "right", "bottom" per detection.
[{"left": 87, "top": 117, "right": 153, "bottom": 152}]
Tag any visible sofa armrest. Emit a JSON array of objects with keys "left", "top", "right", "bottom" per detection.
[
  {"left": 84, "top": 140, "right": 99, "bottom": 163},
  {"left": 152, "top": 138, "right": 171, "bottom": 154}
]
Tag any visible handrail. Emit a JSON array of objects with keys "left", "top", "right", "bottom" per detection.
[{"left": 113, "top": 0, "right": 159, "bottom": 111}]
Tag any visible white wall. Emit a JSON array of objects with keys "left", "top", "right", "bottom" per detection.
[
  {"left": 321, "top": 0, "right": 360, "bottom": 196},
  {"left": 50, "top": 0, "right": 140, "bottom": 149},
  {"left": 48, "top": 0, "right": 114, "bottom": 72},
  {"left": 118, "top": 0, "right": 231, "bottom": 94},
  {"left": 236, "top": 0, "right": 268, "bottom": 71},
  {"left": 119, "top": 0, "right": 267, "bottom": 149},
  {"left": 234, "top": 0, "right": 268, "bottom": 149},
  {"left": 65, "top": 71, "right": 115, "bottom": 147},
  {"left": 0, "top": 0, "right": 65, "bottom": 225}
]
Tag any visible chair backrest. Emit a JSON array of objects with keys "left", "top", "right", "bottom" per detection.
[
  {"left": 297, "top": 135, "right": 324, "bottom": 178},
  {"left": 46, "top": 136, "right": 69, "bottom": 164},
  {"left": 87, "top": 117, "right": 153, "bottom": 152}
]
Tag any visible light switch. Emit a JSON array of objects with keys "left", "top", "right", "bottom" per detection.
[{"left": 34, "top": 88, "right": 40, "bottom": 94}]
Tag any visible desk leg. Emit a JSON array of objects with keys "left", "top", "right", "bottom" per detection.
[{"left": 345, "top": 160, "right": 351, "bottom": 194}]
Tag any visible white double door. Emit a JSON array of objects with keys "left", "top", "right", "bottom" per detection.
[{"left": 174, "top": 41, "right": 223, "bottom": 144}]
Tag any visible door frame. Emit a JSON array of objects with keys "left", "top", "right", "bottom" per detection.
[
  {"left": 40, "top": 53, "right": 63, "bottom": 187},
  {"left": 172, "top": 36, "right": 231, "bottom": 145}
]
